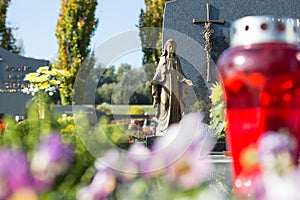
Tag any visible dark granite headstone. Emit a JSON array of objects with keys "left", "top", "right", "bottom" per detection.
[
  {"left": 0, "top": 47, "right": 49, "bottom": 116},
  {"left": 163, "top": 0, "right": 300, "bottom": 120}
]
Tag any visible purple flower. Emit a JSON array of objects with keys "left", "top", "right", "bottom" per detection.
[
  {"left": 126, "top": 143, "right": 151, "bottom": 173},
  {"left": 96, "top": 147, "right": 143, "bottom": 182},
  {"left": 144, "top": 112, "right": 215, "bottom": 180},
  {"left": 77, "top": 166, "right": 116, "bottom": 200},
  {"left": 164, "top": 147, "right": 212, "bottom": 190},
  {"left": 30, "top": 133, "right": 73, "bottom": 190},
  {"left": 252, "top": 131, "right": 300, "bottom": 200},
  {"left": 77, "top": 112, "right": 216, "bottom": 198},
  {"left": 0, "top": 149, "right": 34, "bottom": 199},
  {"left": 257, "top": 131, "right": 296, "bottom": 174}
]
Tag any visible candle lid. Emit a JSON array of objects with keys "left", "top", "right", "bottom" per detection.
[{"left": 230, "top": 16, "right": 300, "bottom": 47}]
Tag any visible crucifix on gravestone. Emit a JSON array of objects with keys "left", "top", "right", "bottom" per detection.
[{"left": 193, "top": 3, "right": 224, "bottom": 82}]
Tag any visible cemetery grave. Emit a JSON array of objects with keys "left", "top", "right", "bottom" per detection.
[
  {"left": 0, "top": 0, "right": 300, "bottom": 199},
  {"left": 0, "top": 47, "right": 48, "bottom": 117}
]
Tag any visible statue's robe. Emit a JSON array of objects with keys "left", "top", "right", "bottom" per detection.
[{"left": 151, "top": 55, "right": 190, "bottom": 136}]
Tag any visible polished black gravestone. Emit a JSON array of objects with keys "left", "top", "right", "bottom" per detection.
[
  {"left": 0, "top": 47, "right": 49, "bottom": 116},
  {"left": 162, "top": 0, "right": 300, "bottom": 120}
]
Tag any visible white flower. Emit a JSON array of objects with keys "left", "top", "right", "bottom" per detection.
[
  {"left": 48, "top": 86, "right": 56, "bottom": 92},
  {"left": 22, "top": 87, "right": 29, "bottom": 94},
  {"left": 33, "top": 88, "right": 39, "bottom": 93}
]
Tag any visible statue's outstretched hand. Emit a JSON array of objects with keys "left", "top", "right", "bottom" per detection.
[{"left": 186, "top": 79, "right": 193, "bottom": 86}]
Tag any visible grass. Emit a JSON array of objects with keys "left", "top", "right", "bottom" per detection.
[{"left": 100, "top": 104, "right": 155, "bottom": 115}]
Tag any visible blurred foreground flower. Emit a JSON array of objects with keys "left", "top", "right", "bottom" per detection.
[
  {"left": 77, "top": 166, "right": 116, "bottom": 200},
  {"left": 31, "top": 133, "right": 74, "bottom": 191},
  {"left": 253, "top": 131, "right": 300, "bottom": 200},
  {"left": 77, "top": 112, "right": 217, "bottom": 199},
  {"left": 0, "top": 133, "right": 74, "bottom": 199},
  {"left": 0, "top": 149, "right": 36, "bottom": 200}
]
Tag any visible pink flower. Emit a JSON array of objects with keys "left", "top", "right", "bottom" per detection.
[
  {"left": 165, "top": 147, "right": 212, "bottom": 190},
  {"left": 30, "top": 133, "right": 73, "bottom": 191},
  {"left": 253, "top": 131, "right": 300, "bottom": 200},
  {"left": 0, "top": 149, "right": 34, "bottom": 199},
  {"left": 144, "top": 112, "right": 215, "bottom": 189},
  {"left": 77, "top": 167, "right": 116, "bottom": 200}
]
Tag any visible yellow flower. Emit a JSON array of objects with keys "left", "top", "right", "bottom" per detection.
[
  {"left": 39, "top": 82, "right": 49, "bottom": 90},
  {"left": 50, "top": 79, "right": 61, "bottom": 85},
  {"left": 57, "top": 69, "right": 70, "bottom": 77},
  {"left": 24, "top": 73, "right": 39, "bottom": 81},
  {"left": 37, "top": 74, "right": 49, "bottom": 82},
  {"left": 37, "top": 66, "right": 49, "bottom": 73},
  {"left": 209, "top": 82, "right": 224, "bottom": 105},
  {"left": 67, "top": 116, "right": 74, "bottom": 122},
  {"left": 62, "top": 124, "right": 75, "bottom": 133},
  {"left": 44, "top": 69, "right": 56, "bottom": 76}
]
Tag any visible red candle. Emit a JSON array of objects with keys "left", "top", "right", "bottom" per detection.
[{"left": 218, "top": 16, "right": 300, "bottom": 193}]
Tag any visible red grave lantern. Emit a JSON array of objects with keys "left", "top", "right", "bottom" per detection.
[{"left": 218, "top": 16, "right": 300, "bottom": 192}]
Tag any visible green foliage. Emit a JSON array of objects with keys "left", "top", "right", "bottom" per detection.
[
  {"left": 97, "top": 65, "right": 116, "bottom": 87},
  {"left": 112, "top": 68, "right": 151, "bottom": 105},
  {"left": 94, "top": 65, "right": 116, "bottom": 104},
  {"left": 139, "top": 0, "right": 172, "bottom": 66},
  {"left": 129, "top": 105, "right": 145, "bottom": 115},
  {"left": 209, "top": 82, "right": 226, "bottom": 138},
  {"left": 57, "top": 114, "right": 75, "bottom": 134},
  {"left": 116, "top": 63, "right": 131, "bottom": 82},
  {"left": 129, "top": 84, "right": 152, "bottom": 105},
  {"left": 96, "top": 82, "right": 116, "bottom": 104},
  {"left": 0, "top": 0, "right": 22, "bottom": 54},
  {"left": 54, "top": 0, "right": 98, "bottom": 105},
  {"left": 0, "top": 95, "right": 96, "bottom": 199},
  {"left": 95, "top": 64, "right": 152, "bottom": 105},
  {"left": 100, "top": 118, "right": 129, "bottom": 146}
]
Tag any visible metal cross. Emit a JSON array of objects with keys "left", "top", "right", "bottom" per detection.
[{"left": 193, "top": 3, "right": 224, "bottom": 82}]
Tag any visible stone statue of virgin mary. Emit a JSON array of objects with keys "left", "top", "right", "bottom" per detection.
[{"left": 151, "top": 39, "right": 193, "bottom": 136}]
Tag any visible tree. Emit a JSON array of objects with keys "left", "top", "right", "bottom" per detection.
[
  {"left": 94, "top": 63, "right": 152, "bottom": 105},
  {"left": 129, "top": 84, "right": 152, "bottom": 105},
  {"left": 54, "top": 0, "right": 98, "bottom": 105},
  {"left": 112, "top": 68, "right": 151, "bottom": 105},
  {"left": 115, "top": 63, "right": 131, "bottom": 82},
  {"left": 0, "top": 0, "right": 21, "bottom": 54},
  {"left": 97, "top": 65, "right": 116, "bottom": 87},
  {"left": 138, "top": 0, "right": 171, "bottom": 66},
  {"left": 96, "top": 83, "right": 116, "bottom": 104}
]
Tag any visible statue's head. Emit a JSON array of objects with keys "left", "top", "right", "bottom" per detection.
[{"left": 162, "top": 39, "right": 177, "bottom": 56}]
